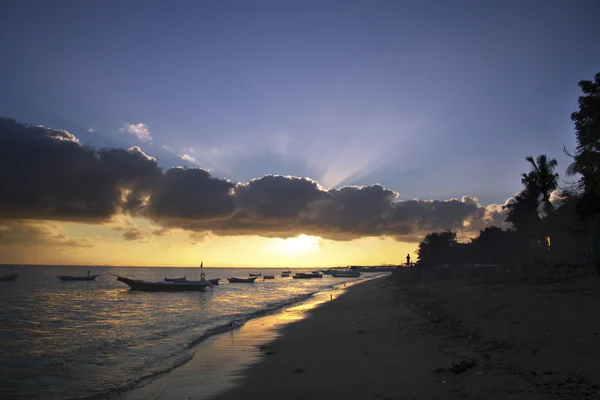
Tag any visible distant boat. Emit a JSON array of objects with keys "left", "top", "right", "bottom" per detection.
[
  {"left": 310, "top": 272, "right": 323, "bottom": 278},
  {"left": 227, "top": 277, "right": 258, "bottom": 283},
  {"left": 331, "top": 270, "right": 361, "bottom": 278},
  {"left": 281, "top": 272, "right": 291, "bottom": 277},
  {"left": 164, "top": 276, "right": 186, "bottom": 282},
  {"left": 57, "top": 270, "right": 99, "bottom": 281},
  {"left": 249, "top": 273, "right": 261, "bottom": 277},
  {"left": 116, "top": 276, "right": 212, "bottom": 292},
  {"left": 281, "top": 270, "right": 292, "bottom": 274},
  {"left": 293, "top": 273, "right": 313, "bottom": 279},
  {"left": 57, "top": 275, "right": 99, "bottom": 281},
  {"left": 0, "top": 268, "right": 18, "bottom": 282},
  {"left": 263, "top": 275, "right": 275, "bottom": 280}
]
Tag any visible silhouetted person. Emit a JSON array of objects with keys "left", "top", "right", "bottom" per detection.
[{"left": 406, "top": 254, "right": 411, "bottom": 266}]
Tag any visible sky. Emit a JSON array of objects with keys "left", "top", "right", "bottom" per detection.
[{"left": 0, "top": 0, "right": 599, "bottom": 267}]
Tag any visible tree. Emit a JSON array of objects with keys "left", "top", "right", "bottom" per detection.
[
  {"left": 417, "top": 230, "right": 457, "bottom": 267},
  {"left": 566, "top": 72, "right": 600, "bottom": 275},
  {"left": 523, "top": 155, "right": 559, "bottom": 216},
  {"left": 504, "top": 154, "right": 559, "bottom": 231}
]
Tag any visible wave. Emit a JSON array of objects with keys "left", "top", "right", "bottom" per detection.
[{"left": 77, "top": 290, "right": 321, "bottom": 400}]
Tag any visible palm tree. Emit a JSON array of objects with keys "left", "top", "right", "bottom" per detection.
[{"left": 522, "top": 154, "right": 559, "bottom": 216}]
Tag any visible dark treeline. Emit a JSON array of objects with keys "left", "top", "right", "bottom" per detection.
[{"left": 416, "top": 72, "right": 600, "bottom": 275}]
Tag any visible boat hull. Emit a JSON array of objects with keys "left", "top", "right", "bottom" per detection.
[
  {"left": 0, "top": 274, "right": 19, "bottom": 282},
  {"left": 57, "top": 275, "right": 99, "bottom": 281},
  {"left": 117, "top": 276, "right": 209, "bottom": 291},
  {"left": 227, "top": 277, "right": 258, "bottom": 283}
]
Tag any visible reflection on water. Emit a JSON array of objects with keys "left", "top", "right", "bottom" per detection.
[{"left": 0, "top": 265, "right": 382, "bottom": 400}]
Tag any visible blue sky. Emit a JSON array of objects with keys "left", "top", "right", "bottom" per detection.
[{"left": 1, "top": 0, "right": 599, "bottom": 206}]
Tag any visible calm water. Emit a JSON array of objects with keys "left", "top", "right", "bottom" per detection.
[{"left": 0, "top": 265, "right": 376, "bottom": 400}]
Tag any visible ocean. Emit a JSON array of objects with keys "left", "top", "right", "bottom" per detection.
[{"left": 0, "top": 265, "right": 381, "bottom": 400}]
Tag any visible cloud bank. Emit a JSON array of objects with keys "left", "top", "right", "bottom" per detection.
[{"left": 0, "top": 117, "right": 508, "bottom": 242}]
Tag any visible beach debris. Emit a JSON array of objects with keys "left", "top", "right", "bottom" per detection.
[{"left": 433, "top": 359, "right": 477, "bottom": 374}]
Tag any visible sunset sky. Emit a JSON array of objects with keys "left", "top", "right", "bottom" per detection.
[{"left": 1, "top": 1, "right": 599, "bottom": 267}]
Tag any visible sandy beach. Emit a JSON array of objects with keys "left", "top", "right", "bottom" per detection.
[{"left": 212, "top": 275, "right": 600, "bottom": 400}]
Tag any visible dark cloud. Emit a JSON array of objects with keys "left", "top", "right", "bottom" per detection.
[
  {"left": 0, "top": 219, "right": 92, "bottom": 247},
  {"left": 0, "top": 117, "right": 161, "bottom": 222},
  {"left": 146, "top": 167, "right": 236, "bottom": 224},
  {"left": 122, "top": 228, "right": 143, "bottom": 241},
  {"left": 1, "top": 117, "right": 508, "bottom": 242}
]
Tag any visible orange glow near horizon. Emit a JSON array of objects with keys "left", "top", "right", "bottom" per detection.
[{"left": 0, "top": 221, "right": 417, "bottom": 267}]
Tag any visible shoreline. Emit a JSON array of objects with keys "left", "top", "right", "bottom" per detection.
[
  {"left": 114, "top": 274, "right": 385, "bottom": 400},
  {"left": 117, "top": 274, "right": 600, "bottom": 400}
]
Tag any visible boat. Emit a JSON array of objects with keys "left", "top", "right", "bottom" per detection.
[
  {"left": 281, "top": 270, "right": 292, "bottom": 274},
  {"left": 227, "top": 277, "right": 258, "bottom": 283},
  {"left": 57, "top": 274, "right": 99, "bottom": 281},
  {"left": 116, "top": 276, "right": 212, "bottom": 292},
  {"left": 164, "top": 276, "right": 186, "bottom": 282},
  {"left": 331, "top": 270, "right": 361, "bottom": 278},
  {"left": 249, "top": 273, "right": 261, "bottom": 277},
  {"left": 263, "top": 275, "right": 275, "bottom": 280},
  {"left": 173, "top": 277, "right": 220, "bottom": 285},
  {"left": 310, "top": 272, "right": 323, "bottom": 278},
  {"left": 293, "top": 273, "right": 313, "bottom": 279},
  {"left": 0, "top": 268, "right": 18, "bottom": 282},
  {"left": 281, "top": 272, "right": 291, "bottom": 277}
]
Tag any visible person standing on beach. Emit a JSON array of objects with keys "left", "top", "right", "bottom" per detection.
[{"left": 406, "top": 254, "right": 411, "bottom": 266}]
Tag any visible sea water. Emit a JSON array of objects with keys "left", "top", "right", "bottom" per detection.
[{"left": 0, "top": 265, "right": 378, "bottom": 399}]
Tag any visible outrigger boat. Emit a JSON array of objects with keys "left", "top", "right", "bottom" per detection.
[
  {"left": 57, "top": 270, "right": 99, "bottom": 281},
  {"left": 0, "top": 268, "right": 18, "bottom": 282},
  {"left": 227, "top": 277, "right": 258, "bottom": 283},
  {"left": 164, "top": 276, "right": 186, "bottom": 282},
  {"left": 116, "top": 276, "right": 212, "bottom": 292}
]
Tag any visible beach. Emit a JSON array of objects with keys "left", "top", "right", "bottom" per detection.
[{"left": 210, "top": 275, "right": 600, "bottom": 400}]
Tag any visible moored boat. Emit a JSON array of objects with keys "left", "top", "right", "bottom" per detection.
[
  {"left": 263, "top": 275, "right": 275, "bottom": 280},
  {"left": 293, "top": 273, "right": 313, "bottom": 279},
  {"left": 331, "top": 270, "right": 361, "bottom": 278},
  {"left": 57, "top": 270, "right": 99, "bottom": 281},
  {"left": 57, "top": 274, "right": 99, "bottom": 281},
  {"left": 0, "top": 268, "right": 18, "bottom": 282},
  {"left": 249, "top": 273, "right": 261, "bottom": 277},
  {"left": 227, "top": 277, "right": 258, "bottom": 283},
  {"left": 116, "top": 276, "right": 212, "bottom": 291},
  {"left": 164, "top": 276, "right": 186, "bottom": 282}
]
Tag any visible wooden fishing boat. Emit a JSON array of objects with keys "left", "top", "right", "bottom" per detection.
[
  {"left": 281, "top": 272, "right": 291, "bottom": 277},
  {"left": 249, "top": 273, "right": 261, "bottom": 277},
  {"left": 0, "top": 273, "right": 19, "bottom": 282},
  {"left": 57, "top": 274, "right": 99, "bottom": 281},
  {"left": 293, "top": 273, "right": 313, "bottom": 279},
  {"left": 116, "top": 276, "right": 211, "bottom": 291},
  {"left": 173, "top": 277, "right": 220, "bottom": 285},
  {"left": 331, "top": 271, "right": 361, "bottom": 278},
  {"left": 263, "top": 275, "right": 275, "bottom": 280},
  {"left": 227, "top": 277, "right": 258, "bottom": 283},
  {"left": 164, "top": 276, "right": 186, "bottom": 282},
  {"left": 310, "top": 272, "right": 323, "bottom": 278}
]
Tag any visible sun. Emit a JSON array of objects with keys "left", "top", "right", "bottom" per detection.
[{"left": 270, "top": 234, "right": 321, "bottom": 256}]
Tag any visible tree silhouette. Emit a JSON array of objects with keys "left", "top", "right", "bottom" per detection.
[
  {"left": 417, "top": 230, "right": 457, "bottom": 267},
  {"left": 505, "top": 154, "right": 558, "bottom": 232},
  {"left": 566, "top": 72, "right": 600, "bottom": 275}
]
